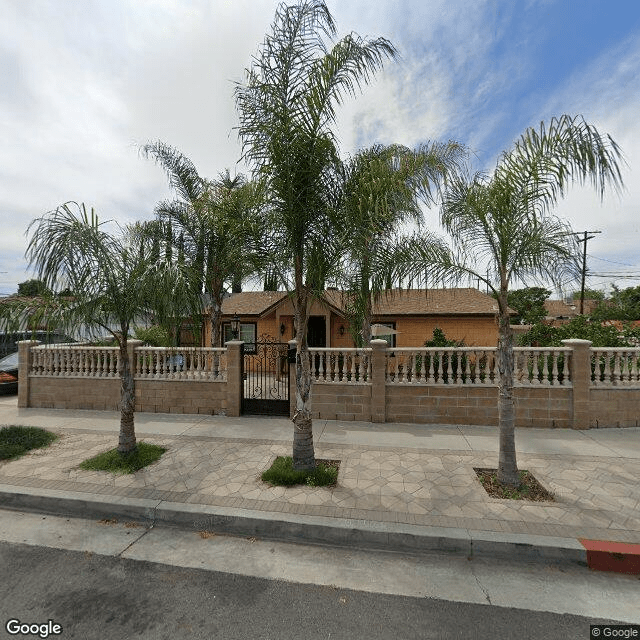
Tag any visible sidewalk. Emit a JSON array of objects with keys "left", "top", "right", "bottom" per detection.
[{"left": 1, "top": 395, "right": 639, "bottom": 567}]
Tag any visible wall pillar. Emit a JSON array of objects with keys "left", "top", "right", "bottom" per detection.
[
  {"left": 225, "top": 340, "right": 244, "bottom": 417},
  {"left": 288, "top": 339, "right": 297, "bottom": 418},
  {"left": 17, "top": 340, "right": 40, "bottom": 408},
  {"left": 126, "top": 339, "right": 144, "bottom": 372},
  {"left": 562, "top": 339, "right": 592, "bottom": 430},
  {"left": 370, "top": 339, "right": 387, "bottom": 423}
]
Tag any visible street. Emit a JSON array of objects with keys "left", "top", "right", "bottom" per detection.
[{"left": 1, "top": 510, "right": 637, "bottom": 640}]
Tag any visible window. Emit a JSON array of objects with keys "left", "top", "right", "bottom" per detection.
[
  {"left": 223, "top": 322, "right": 257, "bottom": 353},
  {"left": 376, "top": 322, "right": 396, "bottom": 348}
]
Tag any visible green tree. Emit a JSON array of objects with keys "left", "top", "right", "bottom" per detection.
[
  {"left": 504, "top": 287, "right": 551, "bottom": 325},
  {"left": 142, "top": 142, "right": 262, "bottom": 347},
  {"left": 236, "top": 0, "right": 397, "bottom": 469},
  {"left": 407, "top": 116, "right": 623, "bottom": 486},
  {"left": 25, "top": 202, "right": 197, "bottom": 454},
  {"left": 338, "top": 142, "right": 465, "bottom": 347},
  {"left": 519, "top": 315, "right": 628, "bottom": 348},
  {"left": 17, "top": 279, "right": 51, "bottom": 297},
  {"left": 591, "top": 285, "right": 640, "bottom": 321},
  {"left": 572, "top": 288, "right": 604, "bottom": 301}
]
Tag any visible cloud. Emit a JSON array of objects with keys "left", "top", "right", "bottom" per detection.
[{"left": 542, "top": 33, "right": 640, "bottom": 289}]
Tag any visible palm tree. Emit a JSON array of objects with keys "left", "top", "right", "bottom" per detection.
[
  {"left": 338, "top": 142, "right": 466, "bottom": 346},
  {"left": 141, "top": 142, "right": 261, "bottom": 347},
  {"left": 25, "top": 202, "right": 196, "bottom": 454},
  {"left": 410, "top": 115, "right": 624, "bottom": 487},
  {"left": 235, "top": 0, "right": 397, "bottom": 469}
]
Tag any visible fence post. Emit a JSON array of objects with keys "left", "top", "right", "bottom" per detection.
[
  {"left": 225, "top": 340, "right": 244, "bottom": 417},
  {"left": 288, "top": 339, "right": 297, "bottom": 419},
  {"left": 17, "top": 340, "right": 40, "bottom": 408},
  {"left": 562, "top": 339, "right": 592, "bottom": 430},
  {"left": 370, "top": 339, "right": 387, "bottom": 423}
]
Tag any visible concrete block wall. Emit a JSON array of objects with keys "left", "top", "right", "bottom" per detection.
[
  {"left": 28, "top": 377, "right": 121, "bottom": 411},
  {"left": 589, "top": 388, "right": 640, "bottom": 428},
  {"left": 135, "top": 380, "right": 227, "bottom": 415},
  {"left": 310, "top": 382, "right": 371, "bottom": 421}
]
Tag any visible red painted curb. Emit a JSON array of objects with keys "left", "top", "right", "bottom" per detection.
[{"left": 579, "top": 539, "right": 640, "bottom": 575}]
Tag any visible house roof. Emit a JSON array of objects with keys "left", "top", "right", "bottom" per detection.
[
  {"left": 221, "top": 291, "right": 288, "bottom": 316},
  {"left": 372, "top": 288, "right": 502, "bottom": 316},
  {"left": 544, "top": 299, "right": 600, "bottom": 319},
  {"left": 220, "top": 287, "right": 503, "bottom": 317}
]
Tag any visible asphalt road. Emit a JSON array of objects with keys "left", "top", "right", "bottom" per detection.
[{"left": 1, "top": 540, "right": 622, "bottom": 640}]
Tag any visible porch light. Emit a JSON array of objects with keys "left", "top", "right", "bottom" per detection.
[
  {"left": 280, "top": 323, "right": 286, "bottom": 336},
  {"left": 232, "top": 313, "right": 240, "bottom": 339},
  {"left": 339, "top": 324, "right": 345, "bottom": 336}
]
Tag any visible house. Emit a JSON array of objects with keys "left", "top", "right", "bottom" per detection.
[
  {"left": 204, "top": 288, "right": 506, "bottom": 349},
  {"left": 543, "top": 299, "right": 601, "bottom": 325}
]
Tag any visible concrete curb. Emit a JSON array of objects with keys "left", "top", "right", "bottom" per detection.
[{"left": 0, "top": 485, "right": 587, "bottom": 565}]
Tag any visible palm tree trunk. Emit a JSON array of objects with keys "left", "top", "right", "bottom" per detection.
[
  {"left": 496, "top": 291, "right": 519, "bottom": 487},
  {"left": 292, "top": 276, "right": 315, "bottom": 470},
  {"left": 210, "top": 295, "right": 222, "bottom": 348},
  {"left": 117, "top": 340, "right": 137, "bottom": 454}
]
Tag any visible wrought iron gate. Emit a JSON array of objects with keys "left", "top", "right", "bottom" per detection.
[{"left": 242, "top": 335, "right": 290, "bottom": 415}]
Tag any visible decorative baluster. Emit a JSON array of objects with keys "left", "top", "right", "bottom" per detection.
[
  {"left": 465, "top": 351, "right": 472, "bottom": 384},
  {"left": 613, "top": 352, "right": 622, "bottom": 386},
  {"left": 541, "top": 351, "right": 549, "bottom": 386},
  {"left": 427, "top": 350, "right": 435, "bottom": 383},
  {"left": 551, "top": 350, "right": 559, "bottom": 385},
  {"left": 602, "top": 352, "right": 612, "bottom": 386},
  {"left": 444, "top": 350, "right": 452, "bottom": 384}
]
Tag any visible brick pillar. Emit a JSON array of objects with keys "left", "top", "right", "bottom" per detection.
[
  {"left": 225, "top": 340, "right": 244, "bottom": 417},
  {"left": 17, "top": 340, "right": 40, "bottom": 408},
  {"left": 288, "top": 339, "right": 297, "bottom": 419},
  {"left": 370, "top": 339, "right": 387, "bottom": 423},
  {"left": 562, "top": 339, "right": 592, "bottom": 430}
]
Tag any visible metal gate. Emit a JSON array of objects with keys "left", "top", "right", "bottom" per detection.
[{"left": 242, "top": 335, "right": 290, "bottom": 415}]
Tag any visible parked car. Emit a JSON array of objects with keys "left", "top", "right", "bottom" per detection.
[
  {"left": 0, "top": 332, "right": 76, "bottom": 395},
  {"left": 0, "top": 351, "right": 18, "bottom": 394}
]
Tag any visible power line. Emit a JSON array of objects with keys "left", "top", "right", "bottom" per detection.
[{"left": 588, "top": 254, "right": 638, "bottom": 268}]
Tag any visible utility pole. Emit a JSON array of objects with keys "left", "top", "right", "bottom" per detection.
[{"left": 575, "top": 230, "right": 601, "bottom": 314}]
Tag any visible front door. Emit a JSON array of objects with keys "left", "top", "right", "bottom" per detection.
[{"left": 307, "top": 316, "right": 326, "bottom": 347}]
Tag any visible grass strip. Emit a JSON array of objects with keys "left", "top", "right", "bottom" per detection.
[
  {"left": 261, "top": 456, "right": 339, "bottom": 487},
  {"left": 0, "top": 425, "right": 58, "bottom": 460},
  {"left": 79, "top": 442, "right": 166, "bottom": 474}
]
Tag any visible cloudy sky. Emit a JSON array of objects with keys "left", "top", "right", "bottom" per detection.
[{"left": 1, "top": 0, "right": 639, "bottom": 297}]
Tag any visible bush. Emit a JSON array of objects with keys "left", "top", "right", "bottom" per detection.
[
  {"left": 518, "top": 316, "right": 631, "bottom": 347},
  {"left": 134, "top": 326, "right": 173, "bottom": 347}
]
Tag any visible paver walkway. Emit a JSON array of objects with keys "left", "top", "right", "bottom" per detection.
[{"left": 1, "top": 395, "right": 639, "bottom": 547}]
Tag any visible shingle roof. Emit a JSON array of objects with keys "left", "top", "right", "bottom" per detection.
[
  {"left": 221, "top": 291, "right": 288, "bottom": 316},
  {"left": 220, "top": 288, "right": 502, "bottom": 317},
  {"left": 544, "top": 299, "right": 601, "bottom": 318},
  {"left": 372, "top": 288, "right": 501, "bottom": 316}
]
